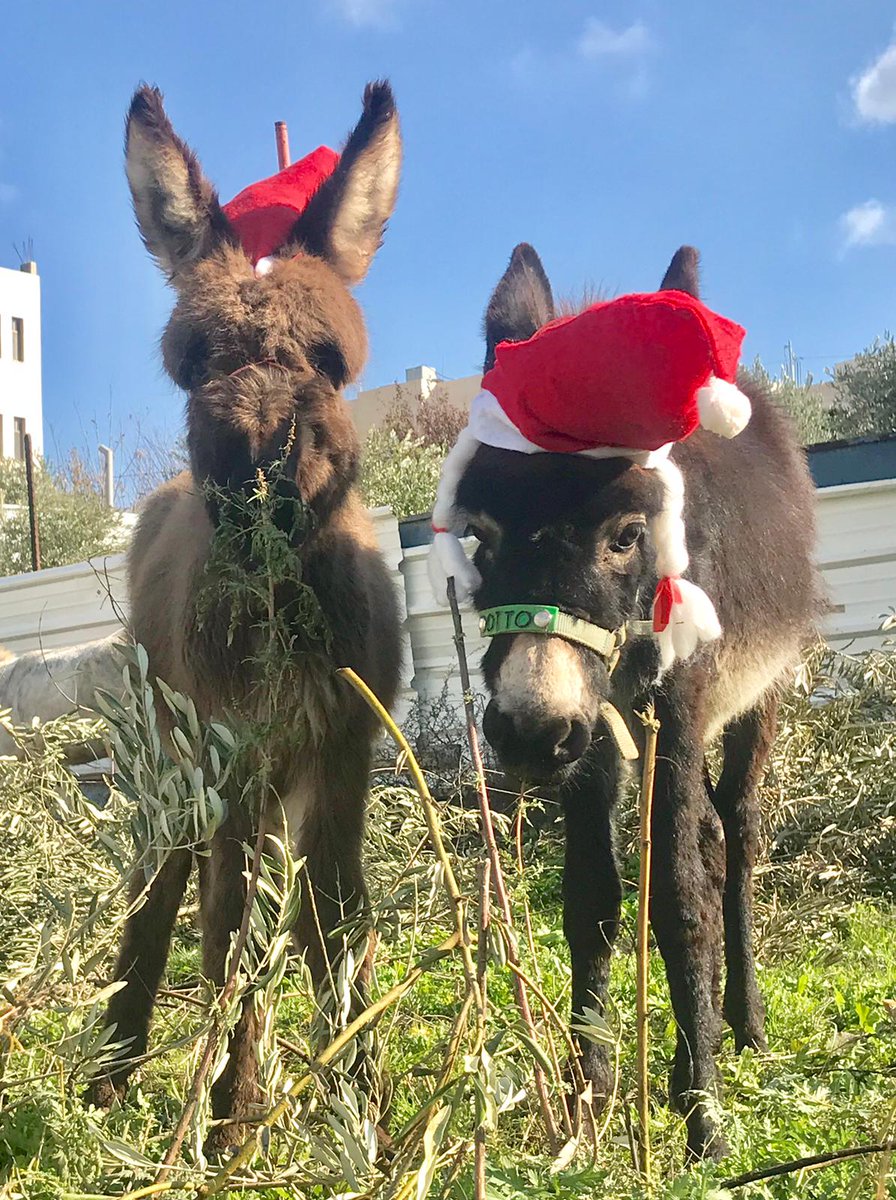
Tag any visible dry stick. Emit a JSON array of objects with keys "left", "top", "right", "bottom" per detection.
[
  {"left": 474, "top": 859, "right": 491, "bottom": 1200},
  {"left": 720, "top": 1141, "right": 896, "bottom": 1190},
  {"left": 635, "top": 706, "right": 659, "bottom": 1190},
  {"left": 154, "top": 820, "right": 268, "bottom": 1184},
  {"left": 197, "top": 932, "right": 462, "bottom": 1197},
  {"left": 337, "top": 667, "right": 482, "bottom": 1009},
  {"left": 446, "top": 579, "right": 562, "bottom": 1155}
]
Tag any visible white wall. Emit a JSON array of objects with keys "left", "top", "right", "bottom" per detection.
[
  {"left": 0, "top": 486, "right": 893, "bottom": 710},
  {"left": 816, "top": 479, "right": 896, "bottom": 649},
  {"left": 0, "top": 263, "right": 42, "bottom": 459},
  {"left": 349, "top": 367, "right": 481, "bottom": 438}
]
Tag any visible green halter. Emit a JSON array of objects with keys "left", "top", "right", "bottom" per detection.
[
  {"left": 478, "top": 603, "right": 653, "bottom": 665},
  {"left": 477, "top": 604, "right": 653, "bottom": 763}
]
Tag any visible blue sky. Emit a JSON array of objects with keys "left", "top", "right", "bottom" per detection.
[{"left": 3, "top": 1, "right": 896, "bottom": 470}]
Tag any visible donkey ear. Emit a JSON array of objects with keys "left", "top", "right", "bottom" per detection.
[
  {"left": 483, "top": 243, "right": 554, "bottom": 371},
  {"left": 125, "top": 85, "right": 232, "bottom": 279},
  {"left": 291, "top": 81, "right": 402, "bottom": 285},
  {"left": 659, "top": 245, "right": 701, "bottom": 298}
]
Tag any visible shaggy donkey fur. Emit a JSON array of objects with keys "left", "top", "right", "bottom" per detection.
[
  {"left": 87, "top": 83, "right": 403, "bottom": 1151},
  {"left": 458, "top": 243, "right": 819, "bottom": 1160}
]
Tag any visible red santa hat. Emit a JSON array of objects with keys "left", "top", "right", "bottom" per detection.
[
  {"left": 428, "top": 290, "right": 752, "bottom": 672},
  {"left": 222, "top": 145, "right": 340, "bottom": 273}
]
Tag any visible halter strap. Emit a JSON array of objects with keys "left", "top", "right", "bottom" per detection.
[
  {"left": 477, "top": 603, "right": 654, "bottom": 665},
  {"left": 477, "top": 603, "right": 651, "bottom": 761}
]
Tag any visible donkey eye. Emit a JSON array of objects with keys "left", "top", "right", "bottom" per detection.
[
  {"left": 179, "top": 332, "right": 209, "bottom": 390},
  {"left": 308, "top": 342, "right": 348, "bottom": 387},
  {"left": 610, "top": 521, "right": 646, "bottom": 553}
]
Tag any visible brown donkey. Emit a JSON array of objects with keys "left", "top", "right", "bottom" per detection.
[{"left": 88, "top": 83, "right": 403, "bottom": 1149}]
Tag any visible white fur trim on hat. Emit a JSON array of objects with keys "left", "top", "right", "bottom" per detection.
[
  {"left": 697, "top": 375, "right": 752, "bottom": 439},
  {"left": 648, "top": 457, "right": 722, "bottom": 671},
  {"left": 429, "top": 426, "right": 483, "bottom": 606},
  {"left": 654, "top": 578, "right": 722, "bottom": 673},
  {"left": 428, "top": 531, "right": 482, "bottom": 606},
  {"left": 468, "top": 390, "right": 673, "bottom": 467}
]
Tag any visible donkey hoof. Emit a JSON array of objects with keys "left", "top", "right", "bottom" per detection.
[
  {"left": 685, "top": 1120, "right": 729, "bottom": 1164},
  {"left": 203, "top": 1123, "right": 252, "bottom": 1161},
  {"left": 566, "top": 1048, "right": 613, "bottom": 1116},
  {"left": 734, "top": 1028, "right": 768, "bottom": 1054},
  {"left": 84, "top": 1075, "right": 127, "bottom": 1109}
]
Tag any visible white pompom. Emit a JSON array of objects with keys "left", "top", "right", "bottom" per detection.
[
  {"left": 653, "top": 577, "right": 722, "bottom": 673},
  {"left": 697, "top": 375, "right": 752, "bottom": 439},
  {"left": 254, "top": 256, "right": 275, "bottom": 276},
  {"left": 427, "top": 531, "right": 482, "bottom": 607}
]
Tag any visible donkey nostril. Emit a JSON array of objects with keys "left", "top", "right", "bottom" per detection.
[{"left": 555, "top": 718, "right": 591, "bottom": 764}]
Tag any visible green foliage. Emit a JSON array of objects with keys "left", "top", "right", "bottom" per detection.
[
  {"left": 744, "top": 359, "right": 835, "bottom": 446},
  {"left": 0, "top": 457, "right": 125, "bottom": 576},
  {"left": 0, "top": 591, "right": 894, "bottom": 1194},
  {"left": 360, "top": 426, "right": 445, "bottom": 518},
  {"left": 359, "top": 384, "right": 467, "bottom": 518},
  {"left": 829, "top": 333, "right": 896, "bottom": 440}
]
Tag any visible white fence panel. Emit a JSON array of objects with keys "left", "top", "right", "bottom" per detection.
[
  {"left": 400, "top": 541, "right": 487, "bottom": 706},
  {"left": 0, "top": 556, "right": 127, "bottom": 654},
  {"left": 816, "top": 480, "right": 896, "bottom": 649}
]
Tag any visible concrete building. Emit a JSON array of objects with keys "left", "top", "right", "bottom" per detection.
[
  {"left": 0, "top": 261, "right": 43, "bottom": 460},
  {"left": 349, "top": 365, "right": 480, "bottom": 437}
]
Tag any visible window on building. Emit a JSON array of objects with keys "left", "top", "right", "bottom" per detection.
[
  {"left": 11, "top": 317, "right": 24, "bottom": 362},
  {"left": 13, "top": 418, "right": 26, "bottom": 462}
]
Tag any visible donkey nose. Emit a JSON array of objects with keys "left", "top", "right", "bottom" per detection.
[{"left": 482, "top": 703, "right": 592, "bottom": 778}]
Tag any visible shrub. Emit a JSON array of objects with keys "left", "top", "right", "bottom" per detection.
[{"left": 0, "top": 457, "right": 125, "bottom": 576}]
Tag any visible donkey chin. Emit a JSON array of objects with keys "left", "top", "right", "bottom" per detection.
[{"left": 481, "top": 633, "right": 605, "bottom": 785}]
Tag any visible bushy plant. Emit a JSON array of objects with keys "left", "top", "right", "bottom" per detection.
[
  {"left": 360, "top": 384, "right": 468, "bottom": 518},
  {"left": 360, "top": 426, "right": 445, "bottom": 518},
  {"left": 0, "top": 457, "right": 125, "bottom": 576},
  {"left": 0, "top": 587, "right": 894, "bottom": 1196},
  {"left": 829, "top": 333, "right": 896, "bottom": 440},
  {"left": 744, "top": 359, "right": 835, "bottom": 446}
]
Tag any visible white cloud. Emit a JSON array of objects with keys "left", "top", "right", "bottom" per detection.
[
  {"left": 852, "top": 40, "right": 896, "bottom": 123},
  {"left": 840, "top": 199, "right": 896, "bottom": 249},
  {"left": 578, "top": 18, "right": 652, "bottom": 60},
  {"left": 328, "top": 0, "right": 402, "bottom": 27},
  {"left": 513, "top": 17, "right": 655, "bottom": 97}
]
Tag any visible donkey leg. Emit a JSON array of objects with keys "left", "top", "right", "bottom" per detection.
[
  {"left": 651, "top": 688, "right": 728, "bottom": 1162},
  {"left": 561, "top": 750, "right": 621, "bottom": 1109},
  {"left": 711, "top": 697, "right": 777, "bottom": 1052},
  {"left": 200, "top": 806, "right": 264, "bottom": 1155},
  {"left": 292, "top": 737, "right": 372, "bottom": 1004},
  {"left": 87, "top": 848, "right": 193, "bottom": 1106}
]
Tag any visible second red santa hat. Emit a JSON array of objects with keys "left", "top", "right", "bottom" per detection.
[{"left": 428, "top": 288, "right": 752, "bottom": 671}]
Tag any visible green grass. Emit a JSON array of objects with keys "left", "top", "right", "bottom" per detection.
[{"left": 0, "top": 647, "right": 895, "bottom": 1198}]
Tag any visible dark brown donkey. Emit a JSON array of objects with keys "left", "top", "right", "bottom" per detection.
[
  {"left": 454, "top": 244, "right": 818, "bottom": 1160},
  {"left": 88, "top": 84, "right": 403, "bottom": 1149}
]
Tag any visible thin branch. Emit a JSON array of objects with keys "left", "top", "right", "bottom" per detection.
[
  {"left": 474, "top": 859, "right": 490, "bottom": 1200},
  {"left": 446, "top": 579, "right": 563, "bottom": 1154},
  {"left": 635, "top": 706, "right": 659, "bottom": 1188},
  {"left": 721, "top": 1140, "right": 896, "bottom": 1189}
]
